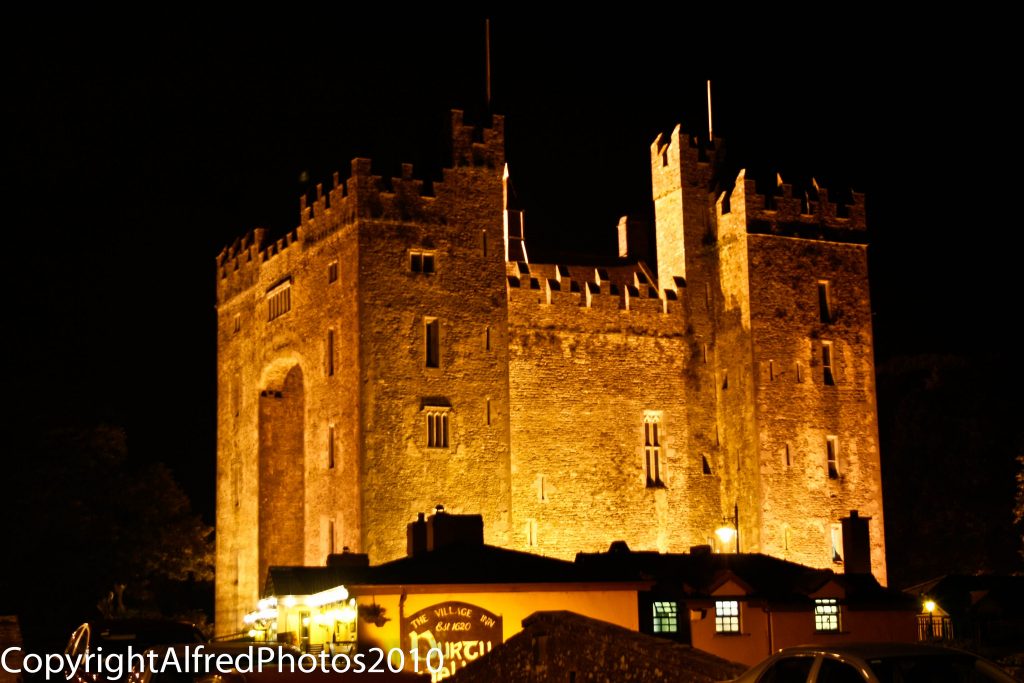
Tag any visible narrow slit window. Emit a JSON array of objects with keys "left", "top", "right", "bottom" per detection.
[
  {"left": 826, "top": 436, "right": 839, "bottom": 479},
  {"left": 768, "top": 360, "right": 774, "bottom": 381},
  {"left": 818, "top": 280, "right": 832, "bottom": 323},
  {"left": 327, "top": 426, "right": 335, "bottom": 469},
  {"left": 784, "top": 443, "right": 791, "bottom": 467},
  {"left": 328, "top": 519, "right": 336, "bottom": 555},
  {"left": 425, "top": 318, "right": 440, "bottom": 368},
  {"left": 485, "top": 325, "right": 491, "bottom": 351},
  {"left": 482, "top": 230, "right": 488, "bottom": 257},
  {"left": 796, "top": 362, "right": 804, "bottom": 383},
  {"left": 485, "top": 399, "right": 492, "bottom": 426},
  {"left": 702, "top": 455, "right": 712, "bottom": 475},
  {"left": 327, "top": 261, "right": 339, "bottom": 283},
  {"left": 702, "top": 343, "right": 708, "bottom": 364},
  {"left": 722, "top": 370, "right": 729, "bottom": 390},
  {"left": 526, "top": 519, "right": 538, "bottom": 547},
  {"left": 822, "top": 342, "right": 835, "bottom": 386},
  {"left": 326, "top": 329, "right": 335, "bottom": 377}
]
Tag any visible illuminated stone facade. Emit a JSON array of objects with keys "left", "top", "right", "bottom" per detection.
[{"left": 214, "top": 112, "right": 886, "bottom": 635}]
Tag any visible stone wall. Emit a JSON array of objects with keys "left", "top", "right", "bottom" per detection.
[{"left": 452, "top": 611, "right": 746, "bottom": 683}]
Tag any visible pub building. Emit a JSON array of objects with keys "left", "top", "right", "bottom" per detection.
[{"left": 244, "top": 509, "right": 916, "bottom": 673}]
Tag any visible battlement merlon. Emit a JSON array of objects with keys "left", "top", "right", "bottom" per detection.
[
  {"left": 738, "top": 175, "right": 867, "bottom": 234},
  {"left": 650, "top": 124, "right": 723, "bottom": 200},
  {"left": 450, "top": 110, "right": 505, "bottom": 169}
]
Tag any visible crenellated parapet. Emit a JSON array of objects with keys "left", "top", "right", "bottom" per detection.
[
  {"left": 505, "top": 261, "right": 687, "bottom": 330},
  {"left": 650, "top": 124, "right": 722, "bottom": 199},
  {"left": 451, "top": 109, "right": 504, "bottom": 169},
  {"left": 215, "top": 112, "right": 504, "bottom": 306},
  {"left": 739, "top": 175, "right": 866, "bottom": 239}
]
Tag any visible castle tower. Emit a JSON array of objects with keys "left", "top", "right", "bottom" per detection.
[
  {"left": 214, "top": 112, "right": 511, "bottom": 636},
  {"left": 651, "top": 126, "right": 886, "bottom": 582}
]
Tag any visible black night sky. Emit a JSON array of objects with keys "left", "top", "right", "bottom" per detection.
[{"left": 1, "top": 13, "right": 1020, "bottom": 603}]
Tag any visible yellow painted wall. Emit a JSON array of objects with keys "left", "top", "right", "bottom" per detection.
[{"left": 353, "top": 585, "right": 640, "bottom": 654}]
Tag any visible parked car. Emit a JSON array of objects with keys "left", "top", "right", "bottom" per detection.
[
  {"left": 729, "top": 643, "right": 1015, "bottom": 682},
  {"left": 64, "top": 620, "right": 207, "bottom": 682}
]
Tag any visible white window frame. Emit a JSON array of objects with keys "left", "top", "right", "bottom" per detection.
[{"left": 714, "top": 600, "right": 740, "bottom": 634}]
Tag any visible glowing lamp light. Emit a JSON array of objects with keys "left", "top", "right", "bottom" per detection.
[
  {"left": 248, "top": 630, "right": 258, "bottom": 638},
  {"left": 306, "top": 585, "right": 349, "bottom": 608},
  {"left": 924, "top": 600, "right": 936, "bottom": 613},
  {"left": 338, "top": 604, "right": 358, "bottom": 623},
  {"left": 302, "top": 617, "right": 311, "bottom": 627},
  {"left": 715, "top": 526, "right": 737, "bottom": 546},
  {"left": 243, "top": 612, "right": 256, "bottom": 625},
  {"left": 282, "top": 596, "right": 297, "bottom": 608}
]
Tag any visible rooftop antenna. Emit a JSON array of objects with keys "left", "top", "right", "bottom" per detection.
[
  {"left": 707, "top": 79, "right": 713, "bottom": 144},
  {"left": 485, "top": 18, "right": 492, "bottom": 110}
]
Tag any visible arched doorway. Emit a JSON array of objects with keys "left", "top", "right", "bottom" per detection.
[{"left": 258, "top": 363, "right": 305, "bottom": 587}]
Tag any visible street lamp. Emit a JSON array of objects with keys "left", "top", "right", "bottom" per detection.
[{"left": 715, "top": 503, "right": 740, "bottom": 553}]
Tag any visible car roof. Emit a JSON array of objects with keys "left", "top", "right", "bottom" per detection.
[{"left": 777, "top": 642, "right": 978, "bottom": 659}]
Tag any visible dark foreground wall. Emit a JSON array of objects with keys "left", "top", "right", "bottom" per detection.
[{"left": 452, "top": 610, "right": 746, "bottom": 683}]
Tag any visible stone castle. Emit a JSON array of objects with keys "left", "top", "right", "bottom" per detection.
[{"left": 214, "top": 111, "right": 885, "bottom": 635}]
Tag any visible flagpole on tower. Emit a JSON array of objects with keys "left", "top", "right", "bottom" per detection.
[{"left": 707, "top": 79, "right": 713, "bottom": 143}]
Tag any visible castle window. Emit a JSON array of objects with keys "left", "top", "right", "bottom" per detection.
[
  {"left": 768, "top": 360, "right": 775, "bottom": 381},
  {"left": 485, "top": 398, "right": 492, "bottom": 426},
  {"left": 327, "top": 425, "right": 335, "bottom": 469},
  {"left": 644, "top": 414, "right": 664, "bottom": 487},
  {"left": 796, "top": 362, "right": 804, "bottom": 383},
  {"left": 784, "top": 443, "right": 792, "bottom": 467},
  {"left": 526, "top": 518, "right": 538, "bottom": 547},
  {"left": 814, "top": 598, "right": 841, "bottom": 632},
  {"left": 831, "top": 523, "right": 844, "bottom": 564},
  {"left": 328, "top": 518, "right": 336, "bottom": 555},
  {"left": 326, "top": 329, "right": 335, "bottom": 377},
  {"left": 411, "top": 250, "right": 436, "bottom": 274},
  {"left": 425, "top": 318, "right": 440, "bottom": 368},
  {"left": 818, "top": 280, "right": 833, "bottom": 323},
  {"left": 702, "top": 343, "right": 708, "bottom": 364},
  {"left": 481, "top": 230, "right": 488, "bottom": 257},
  {"left": 425, "top": 408, "right": 449, "bottom": 448},
  {"left": 233, "top": 314, "right": 241, "bottom": 334},
  {"left": 485, "top": 325, "right": 491, "bottom": 351},
  {"left": 538, "top": 475, "right": 547, "bottom": 502},
  {"left": 702, "top": 455, "right": 712, "bottom": 475},
  {"left": 652, "top": 601, "right": 678, "bottom": 634},
  {"left": 266, "top": 280, "right": 292, "bottom": 321},
  {"left": 714, "top": 601, "right": 740, "bottom": 634},
  {"left": 722, "top": 370, "right": 729, "bottom": 390},
  {"left": 822, "top": 342, "right": 835, "bottom": 386},
  {"left": 826, "top": 436, "right": 839, "bottom": 479},
  {"left": 328, "top": 261, "right": 338, "bottom": 283}
]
